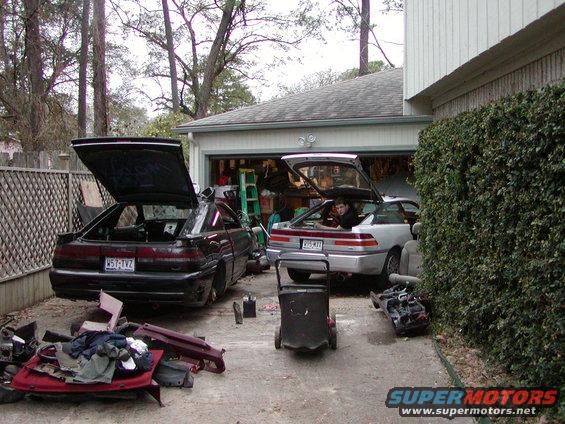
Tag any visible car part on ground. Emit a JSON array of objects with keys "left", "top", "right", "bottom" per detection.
[
  {"left": 274, "top": 256, "right": 337, "bottom": 352},
  {"left": 232, "top": 302, "right": 243, "bottom": 324},
  {"left": 0, "top": 320, "right": 37, "bottom": 365},
  {"left": 9, "top": 349, "right": 164, "bottom": 406},
  {"left": 133, "top": 323, "right": 226, "bottom": 374},
  {"left": 388, "top": 222, "right": 422, "bottom": 285},
  {"left": 370, "top": 283, "right": 430, "bottom": 335},
  {"left": 0, "top": 320, "right": 39, "bottom": 404}
]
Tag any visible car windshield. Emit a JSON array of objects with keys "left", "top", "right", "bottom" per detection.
[
  {"left": 142, "top": 205, "right": 190, "bottom": 220},
  {"left": 296, "top": 164, "right": 370, "bottom": 191}
]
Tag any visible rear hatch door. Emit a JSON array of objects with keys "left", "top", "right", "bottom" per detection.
[
  {"left": 282, "top": 153, "right": 383, "bottom": 202},
  {"left": 72, "top": 137, "right": 197, "bottom": 205}
]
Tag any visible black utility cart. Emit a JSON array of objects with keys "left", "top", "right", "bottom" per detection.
[{"left": 274, "top": 255, "right": 337, "bottom": 351}]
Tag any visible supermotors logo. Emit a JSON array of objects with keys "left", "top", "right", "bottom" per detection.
[{"left": 386, "top": 387, "right": 559, "bottom": 419}]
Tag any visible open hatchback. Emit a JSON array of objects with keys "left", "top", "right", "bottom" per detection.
[
  {"left": 50, "top": 137, "right": 253, "bottom": 307},
  {"left": 266, "top": 153, "right": 417, "bottom": 284}
]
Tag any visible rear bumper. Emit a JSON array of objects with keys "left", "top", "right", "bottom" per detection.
[
  {"left": 266, "top": 248, "right": 386, "bottom": 275},
  {"left": 49, "top": 267, "right": 216, "bottom": 307}
]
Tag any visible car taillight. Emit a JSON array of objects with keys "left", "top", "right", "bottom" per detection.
[
  {"left": 269, "top": 235, "right": 290, "bottom": 243},
  {"left": 137, "top": 247, "right": 205, "bottom": 261},
  {"left": 53, "top": 244, "right": 101, "bottom": 268},
  {"left": 334, "top": 238, "right": 378, "bottom": 247},
  {"left": 271, "top": 229, "right": 374, "bottom": 239},
  {"left": 53, "top": 245, "right": 101, "bottom": 259}
]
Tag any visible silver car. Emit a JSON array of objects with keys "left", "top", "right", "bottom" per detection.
[{"left": 266, "top": 153, "right": 419, "bottom": 283}]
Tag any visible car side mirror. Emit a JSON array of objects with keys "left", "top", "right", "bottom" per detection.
[{"left": 201, "top": 187, "right": 215, "bottom": 202}]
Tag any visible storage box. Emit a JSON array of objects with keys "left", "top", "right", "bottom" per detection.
[
  {"left": 214, "top": 185, "right": 239, "bottom": 198},
  {"left": 260, "top": 196, "right": 274, "bottom": 213}
]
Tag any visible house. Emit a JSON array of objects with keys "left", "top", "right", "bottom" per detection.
[
  {"left": 403, "top": 0, "right": 565, "bottom": 118},
  {"left": 174, "top": 68, "right": 431, "bottom": 201}
]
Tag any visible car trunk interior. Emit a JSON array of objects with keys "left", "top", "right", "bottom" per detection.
[{"left": 82, "top": 203, "right": 191, "bottom": 243}]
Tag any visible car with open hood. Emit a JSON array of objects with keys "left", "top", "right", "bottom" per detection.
[
  {"left": 266, "top": 153, "right": 419, "bottom": 283},
  {"left": 50, "top": 137, "right": 254, "bottom": 306}
]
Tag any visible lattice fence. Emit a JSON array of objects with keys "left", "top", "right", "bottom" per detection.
[{"left": 0, "top": 167, "right": 114, "bottom": 282}]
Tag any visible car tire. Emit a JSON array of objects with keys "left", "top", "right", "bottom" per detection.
[
  {"left": 212, "top": 263, "right": 227, "bottom": 298},
  {"left": 287, "top": 268, "right": 311, "bottom": 283},
  {"left": 274, "top": 326, "right": 282, "bottom": 349},
  {"left": 380, "top": 249, "right": 401, "bottom": 285},
  {"left": 329, "top": 314, "right": 337, "bottom": 350}
]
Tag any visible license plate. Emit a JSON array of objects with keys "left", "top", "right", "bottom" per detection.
[
  {"left": 104, "top": 257, "right": 135, "bottom": 272},
  {"left": 302, "top": 239, "right": 323, "bottom": 251}
]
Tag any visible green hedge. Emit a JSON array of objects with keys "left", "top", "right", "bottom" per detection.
[{"left": 414, "top": 84, "right": 564, "bottom": 391}]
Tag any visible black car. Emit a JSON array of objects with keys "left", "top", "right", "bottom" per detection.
[{"left": 50, "top": 137, "right": 253, "bottom": 306}]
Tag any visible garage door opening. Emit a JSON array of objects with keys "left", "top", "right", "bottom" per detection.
[{"left": 208, "top": 154, "right": 417, "bottom": 226}]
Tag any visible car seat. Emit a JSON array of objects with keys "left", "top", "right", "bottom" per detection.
[{"left": 389, "top": 222, "right": 422, "bottom": 285}]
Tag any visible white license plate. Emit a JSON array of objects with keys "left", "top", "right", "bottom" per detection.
[
  {"left": 104, "top": 257, "right": 135, "bottom": 272},
  {"left": 302, "top": 239, "right": 323, "bottom": 251}
]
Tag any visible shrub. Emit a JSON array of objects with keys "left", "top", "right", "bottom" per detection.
[{"left": 414, "top": 84, "right": 564, "bottom": 393}]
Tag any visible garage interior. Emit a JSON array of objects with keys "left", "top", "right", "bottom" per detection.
[{"left": 208, "top": 154, "right": 417, "bottom": 226}]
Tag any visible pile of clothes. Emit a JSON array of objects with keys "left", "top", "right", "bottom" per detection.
[{"left": 33, "top": 331, "right": 153, "bottom": 385}]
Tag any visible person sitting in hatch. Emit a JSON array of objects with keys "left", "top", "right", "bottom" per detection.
[{"left": 315, "top": 197, "right": 360, "bottom": 230}]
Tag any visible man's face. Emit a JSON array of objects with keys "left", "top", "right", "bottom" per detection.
[{"left": 335, "top": 203, "right": 349, "bottom": 216}]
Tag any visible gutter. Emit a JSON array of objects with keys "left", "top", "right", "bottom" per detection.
[{"left": 173, "top": 115, "right": 432, "bottom": 134}]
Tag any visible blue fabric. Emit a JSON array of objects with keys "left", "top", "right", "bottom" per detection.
[
  {"left": 62, "top": 331, "right": 127, "bottom": 359},
  {"left": 267, "top": 213, "right": 281, "bottom": 234}
]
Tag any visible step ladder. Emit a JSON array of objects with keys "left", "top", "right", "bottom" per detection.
[{"left": 239, "top": 168, "right": 265, "bottom": 245}]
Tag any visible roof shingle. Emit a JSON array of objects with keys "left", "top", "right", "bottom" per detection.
[{"left": 177, "top": 68, "right": 403, "bottom": 131}]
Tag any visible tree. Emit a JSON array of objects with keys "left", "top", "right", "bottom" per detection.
[
  {"left": 77, "top": 0, "right": 90, "bottom": 137},
  {"left": 141, "top": 111, "right": 188, "bottom": 158},
  {"left": 359, "top": 0, "right": 369, "bottom": 76},
  {"left": 278, "top": 60, "right": 388, "bottom": 96},
  {"left": 332, "top": 0, "right": 394, "bottom": 68},
  {"left": 92, "top": 0, "right": 108, "bottom": 135},
  {"left": 161, "top": 0, "right": 179, "bottom": 112},
  {"left": 0, "top": 0, "right": 83, "bottom": 151},
  {"left": 113, "top": 0, "right": 322, "bottom": 119},
  {"left": 23, "top": 0, "right": 45, "bottom": 151}
]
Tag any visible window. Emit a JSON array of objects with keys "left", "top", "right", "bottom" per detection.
[
  {"left": 142, "top": 205, "right": 190, "bottom": 220},
  {"left": 401, "top": 202, "right": 420, "bottom": 214},
  {"left": 372, "top": 202, "right": 405, "bottom": 224},
  {"left": 216, "top": 204, "right": 240, "bottom": 229},
  {"left": 117, "top": 205, "right": 138, "bottom": 227}
]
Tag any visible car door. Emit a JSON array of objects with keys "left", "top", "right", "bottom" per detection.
[
  {"left": 216, "top": 203, "right": 251, "bottom": 283},
  {"left": 372, "top": 202, "right": 413, "bottom": 248},
  {"left": 399, "top": 201, "right": 420, "bottom": 227}
]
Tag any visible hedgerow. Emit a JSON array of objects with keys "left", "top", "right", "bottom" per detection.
[{"left": 414, "top": 84, "right": 564, "bottom": 396}]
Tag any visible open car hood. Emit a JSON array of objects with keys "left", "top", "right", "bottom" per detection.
[
  {"left": 72, "top": 137, "right": 197, "bottom": 205},
  {"left": 282, "top": 153, "right": 383, "bottom": 202}
]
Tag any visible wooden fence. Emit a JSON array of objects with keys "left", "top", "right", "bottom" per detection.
[{"left": 0, "top": 152, "right": 112, "bottom": 315}]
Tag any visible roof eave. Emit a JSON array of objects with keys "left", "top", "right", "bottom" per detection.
[{"left": 173, "top": 115, "right": 432, "bottom": 134}]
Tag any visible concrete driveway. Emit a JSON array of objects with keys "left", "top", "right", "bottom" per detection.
[{"left": 2, "top": 270, "right": 471, "bottom": 423}]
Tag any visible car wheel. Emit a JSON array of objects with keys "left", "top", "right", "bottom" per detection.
[
  {"left": 329, "top": 314, "right": 337, "bottom": 350},
  {"left": 380, "top": 249, "right": 400, "bottom": 285},
  {"left": 274, "top": 326, "right": 282, "bottom": 349},
  {"left": 287, "top": 268, "right": 311, "bottom": 283},
  {"left": 212, "top": 263, "right": 227, "bottom": 298}
]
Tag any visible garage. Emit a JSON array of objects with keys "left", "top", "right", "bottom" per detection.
[{"left": 174, "top": 68, "right": 431, "bottom": 222}]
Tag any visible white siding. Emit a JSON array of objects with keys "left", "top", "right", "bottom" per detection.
[
  {"left": 187, "top": 123, "right": 429, "bottom": 186},
  {"left": 404, "top": 0, "right": 564, "bottom": 99}
]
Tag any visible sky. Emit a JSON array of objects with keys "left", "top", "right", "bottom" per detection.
[
  {"left": 250, "top": 0, "right": 405, "bottom": 101},
  {"left": 116, "top": 0, "right": 404, "bottom": 115}
]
